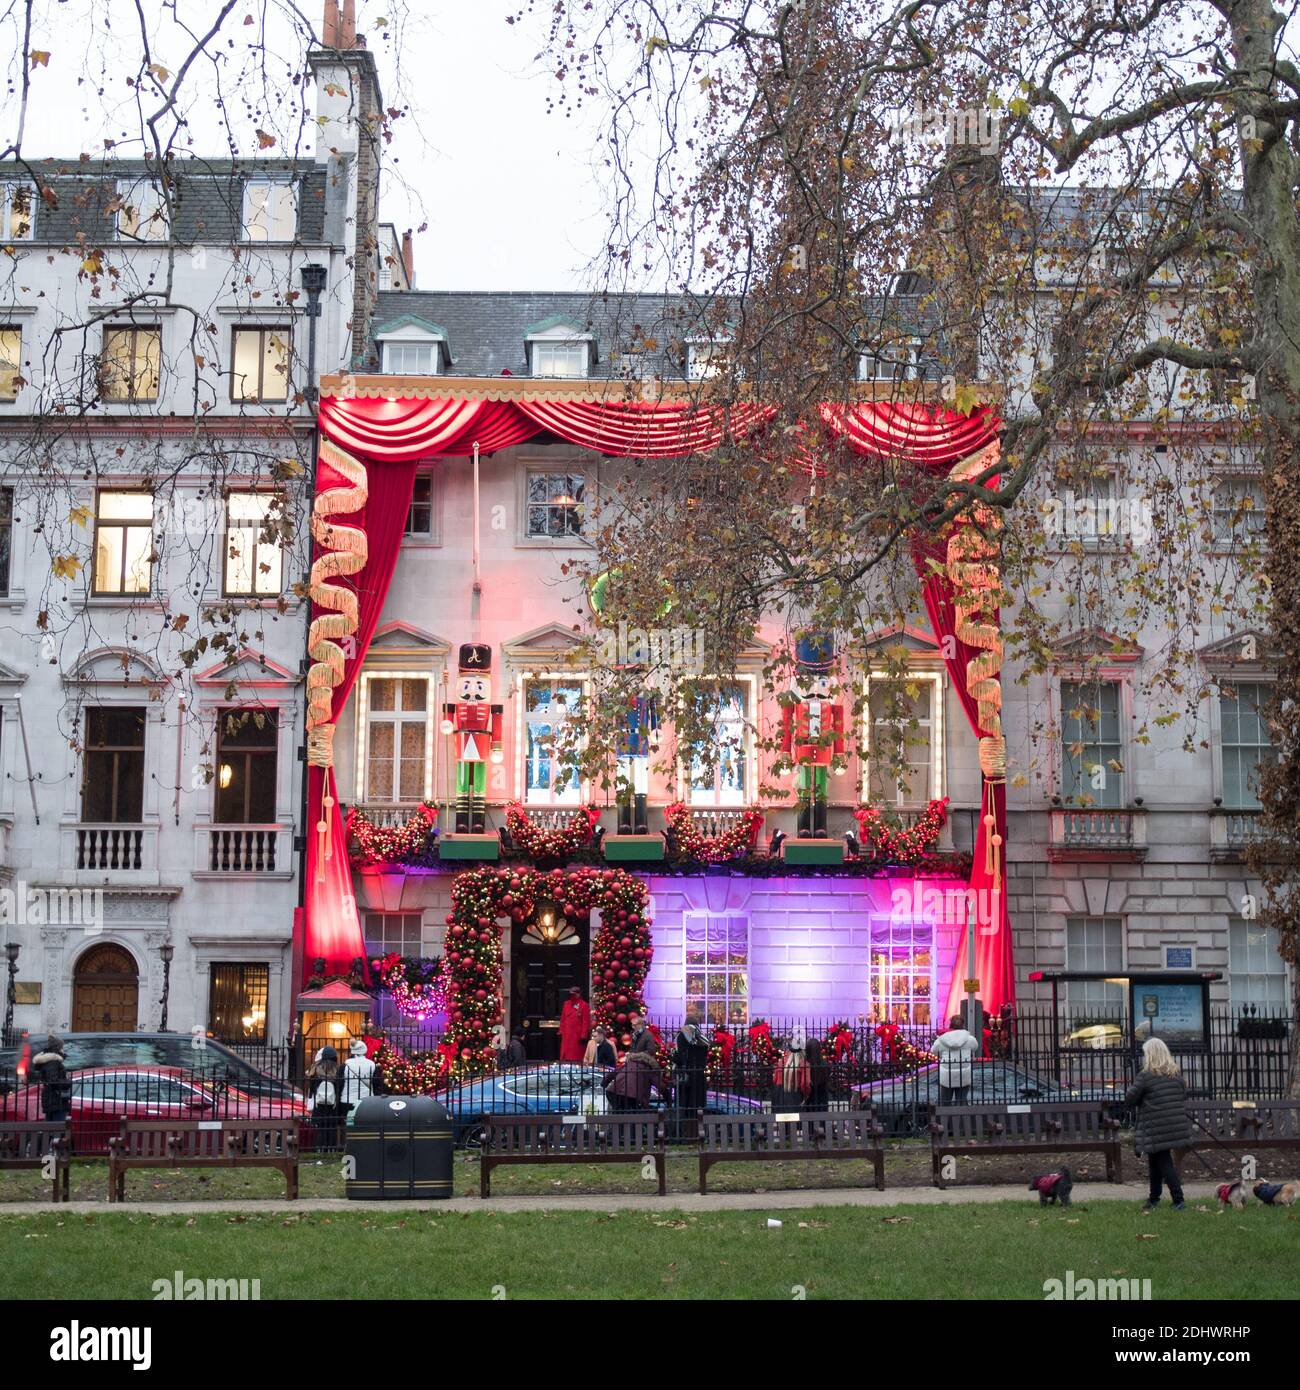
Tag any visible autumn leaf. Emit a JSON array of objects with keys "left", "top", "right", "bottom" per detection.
[
  {"left": 645, "top": 35, "right": 668, "bottom": 56},
  {"left": 255, "top": 130, "right": 277, "bottom": 150},
  {"left": 52, "top": 554, "right": 83, "bottom": 580},
  {"left": 148, "top": 63, "right": 169, "bottom": 83},
  {"left": 29, "top": 50, "right": 49, "bottom": 68},
  {"left": 68, "top": 504, "right": 92, "bottom": 528},
  {"left": 81, "top": 252, "right": 102, "bottom": 275}
]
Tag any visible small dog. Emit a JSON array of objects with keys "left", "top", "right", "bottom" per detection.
[
  {"left": 1029, "top": 1167, "right": 1073, "bottom": 1206},
  {"left": 1252, "top": 1180, "right": 1298, "bottom": 1208},
  {"left": 1217, "top": 1180, "right": 1250, "bottom": 1211}
]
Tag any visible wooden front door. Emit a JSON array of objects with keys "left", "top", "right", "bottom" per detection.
[
  {"left": 510, "top": 915, "right": 590, "bottom": 1060},
  {"left": 72, "top": 943, "right": 139, "bottom": 1032}
]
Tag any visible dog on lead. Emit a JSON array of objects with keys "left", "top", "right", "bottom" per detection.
[
  {"left": 1252, "top": 1180, "right": 1298, "bottom": 1208},
  {"left": 1216, "top": 1180, "right": 1250, "bottom": 1211},
  {"left": 1029, "top": 1167, "right": 1073, "bottom": 1206}
]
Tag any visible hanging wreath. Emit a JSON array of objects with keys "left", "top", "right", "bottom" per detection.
[
  {"left": 372, "top": 1040, "right": 462, "bottom": 1093},
  {"left": 370, "top": 952, "right": 447, "bottom": 1022},
  {"left": 504, "top": 802, "right": 601, "bottom": 861},
  {"left": 443, "top": 864, "right": 653, "bottom": 1069},
  {"left": 663, "top": 802, "right": 763, "bottom": 863},
  {"left": 852, "top": 796, "right": 949, "bottom": 864},
  {"left": 745, "top": 1018, "right": 779, "bottom": 1067},
  {"left": 826, "top": 1020, "right": 855, "bottom": 1062},
  {"left": 345, "top": 801, "right": 438, "bottom": 866},
  {"left": 707, "top": 1026, "right": 737, "bottom": 1079}
]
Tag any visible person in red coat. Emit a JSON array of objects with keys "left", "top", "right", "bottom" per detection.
[{"left": 558, "top": 986, "right": 591, "bottom": 1063}]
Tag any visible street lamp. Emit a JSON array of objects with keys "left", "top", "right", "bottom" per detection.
[
  {"left": 4, "top": 942, "right": 19, "bottom": 1045},
  {"left": 158, "top": 941, "right": 175, "bottom": 1033}
]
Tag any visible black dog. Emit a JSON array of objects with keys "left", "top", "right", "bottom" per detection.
[{"left": 1029, "top": 1167, "right": 1074, "bottom": 1206}]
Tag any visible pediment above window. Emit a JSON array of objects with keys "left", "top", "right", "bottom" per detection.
[{"left": 65, "top": 646, "right": 166, "bottom": 688}]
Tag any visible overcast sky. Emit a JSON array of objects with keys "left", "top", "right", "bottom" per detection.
[{"left": 4, "top": 1, "right": 613, "bottom": 292}]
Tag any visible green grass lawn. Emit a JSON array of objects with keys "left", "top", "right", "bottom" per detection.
[{"left": 0, "top": 1200, "right": 1294, "bottom": 1300}]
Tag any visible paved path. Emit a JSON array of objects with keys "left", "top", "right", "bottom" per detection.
[{"left": 5, "top": 1181, "right": 1223, "bottom": 1218}]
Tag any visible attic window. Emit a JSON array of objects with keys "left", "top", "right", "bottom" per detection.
[
  {"left": 531, "top": 341, "right": 588, "bottom": 378},
  {"left": 858, "top": 338, "right": 922, "bottom": 382},
  {"left": 382, "top": 340, "right": 441, "bottom": 375},
  {"left": 687, "top": 341, "right": 730, "bottom": 381}
]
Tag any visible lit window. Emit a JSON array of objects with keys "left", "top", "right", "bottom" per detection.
[
  {"left": 242, "top": 179, "right": 298, "bottom": 241},
  {"left": 214, "top": 710, "right": 278, "bottom": 823},
  {"left": 208, "top": 963, "right": 270, "bottom": 1044},
  {"left": 363, "top": 676, "right": 430, "bottom": 804},
  {"left": 116, "top": 179, "right": 168, "bottom": 241},
  {"left": 867, "top": 677, "right": 939, "bottom": 806},
  {"left": 684, "top": 911, "right": 749, "bottom": 1026},
  {"left": 93, "top": 491, "right": 154, "bottom": 595},
  {"left": 1060, "top": 679, "right": 1123, "bottom": 807},
  {"left": 363, "top": 911, "right": 423, "bottom": 958},
  {"left": 0, "top": 325, "right": 21, "bottom": 400},
  {"left": 1229, "top": 922, "right": 1288, "bottom": 1010},
  {"left": 1064, "top": 916, "right": 1124, "bottom": 1015},
  {"left": 870, "top": 919, "right": 934, "bottom": 1027},
  {"left": 688, "top": 684, "right": 750, "bottom": 807},
  {"left": 224, "top": 491, "right": 285, "bottom": 596},
  {"left": 523, "top": 678, "right": 583, "bottom": 805},
  {"left": 530, "top": 341, "right": 587, "bottom": 378},
  {"left": 525, "top": 472, "right": 584, "bottom": 539},
  {"left": 382, "top": 340, "right": 440, "bottom": 375},
  {"left": 231, "top": 326, "right": 290, "bottom": 402},
  {"left": 1, "top": 182, "right": 34, "bottom": 241},
  {"left": 1219, "top": 682, "right": 1276, "bottom": 810},
  {"left": 100, "top": 325, "right": 161, "bottom": 402},
  {"left": 1211, "top": 477, "right": 1265, "bottom": 546},
  {"left": 403, "top": 472, "right": 436, "bottom": 540}
]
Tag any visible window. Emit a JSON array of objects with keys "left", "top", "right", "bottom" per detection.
[
  {"left": 403, "top": 471, "right": 437, "bottom": 541},
  {"left": 1, "top": 181, "right": 34, "bottom": 240},
  {"left": 525, "top": 471, "right": 584, "bottom": 540},
  {"left": 1060, "top": 679, "right": 1123, "bottom": 807},
  {"left": 116, "top": 179, "right": 168, "bottom": 241},
  {"left": 100, "top": 325, "right": 161, "bottom": 402},
  {"left": 363, "top": 911, "right": 423, "bottom": 958},
  {"left": 530, "top": 341, "right": 587, "bottom": 378},
  {"left": 223, "top": 491, "right": 285, "bottom": 596},
  {"left": 208, "top": 963, "right": 270, "bottom": 1044},
  {"left": 869, "top": 920, "right": 934, "bottom": 1026},
  {"left": 241, "top": 179, "right": 298, "bottom": 241},
  {"left": 858, "top": 338, "right": 921, "bottom": 382},
  {"left": 362, "top": 675, "right": 430, "bottom": 804},
  {"left": 684, "top": 912, "right": 748, "bottom": 1026},
  {"left": 231, "top": 326, "right": 290, "bottom": 402},
  {"left": 1211, "top": 477, "right": 1265, "bottom": 547},
  {"left": 1064, "top": 916, "right": 1124, "bottom": 1015},
  {"left": 523, "top": 678, "right": 583, "bottom": 805},
  {"left": 1229, "top": 922, "right": 1288, "bottom": 1010},
  {"left": 688, "top": 683, "right": 750, "bottom": 807},
  {"left": 93, "top": 491, "right": 154, "bottom": 595},
  {"left": 1219, "top": 682, "right": 1276, "bottom": 809},
  {"left": 687, "top": 341, "right": 730, "bottom": 380},
  {"left": 0, "top": 488, "right": 10, "bottom": 598},
  {"left": 215, "top": 710, "right": 278, "bottom": 823},
  {"left": 382, "top": 340, "right": 440, "bottom": 375},
  {"left": 82, "top": 707, "right": 146, "bottom": 823},
  {"left": 866, "top": 676, "right": 940, "bottom": 806},
  {"left": 0, "top": 325, "right": 20, "bottom": 400}
]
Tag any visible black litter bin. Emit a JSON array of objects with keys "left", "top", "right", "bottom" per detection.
[{"left": 345, "top": 1096, "right": 453, "bottom": 1200}]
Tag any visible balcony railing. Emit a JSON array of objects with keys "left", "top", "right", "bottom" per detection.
[
  {"left": 1210, "top": 807, "right": 1263, "bottom": 860},
  {"left": 201, "top": 825, "right": 289, "bottom": 874},
  {"left": 350, "top": 802, "right": 426, "bottom": 829},
  {"left": 685, "top": 807, "right": 762, "bottom": 844},
  {"left": 64, "top": 822, "right": 157, "bottom": 874},
  {"left": 1049, "top": 806, "right": 1146, "bottom": 857}
]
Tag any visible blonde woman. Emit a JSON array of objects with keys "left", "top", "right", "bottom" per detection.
[{"left": 1124, "top": 1037, "right": 1193, "bottom": 1211}]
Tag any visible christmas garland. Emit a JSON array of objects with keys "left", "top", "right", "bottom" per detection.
[
  {"left": 852, "top": 796, "right": 949, "bottom": 864},
  {"left": 663, "top": 802, "right": 764, "bottom": 863},
  {"left": 370, "top": 952, "right": 447, "bottom": 1022},
  {"left": 345, "top": 800, "right": 438, "bottom": 866},
  {"left": 443, "top": 864, "right": 653, "bottom": 1068},
  {"left": 504, "top": 802, "right": 601, "bottom": 862},
  {"left": 826, "top": 1020, "right": 855, "bottom": 1062},
  {"left": 745, "top": 1018, "right": 779, "bottom": 1067}
]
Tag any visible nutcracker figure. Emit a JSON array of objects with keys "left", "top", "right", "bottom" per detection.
[
  {"left": 779, "top": 632, "right": 846, "bottom": 838},
  {"left": 440, "top": 643, "right": 503, "bottom": 833},
  {"left": 616, "top": 688, "right": 659, "bottom": 833}
]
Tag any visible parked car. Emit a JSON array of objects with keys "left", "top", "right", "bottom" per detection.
[
  {"left": 428, "top": 1062, "right": 763, "bottom": 1143},
  {"left": 0, "top": 1065, "right": 308, "bottom": 1154},
  {"left": 0, "top": 1032, "right": 301, "bottom": 1105}
]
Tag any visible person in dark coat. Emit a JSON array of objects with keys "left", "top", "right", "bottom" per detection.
[
  {"left": 309, "top": 1045, "right": 343, "bottom": 1150},
  {"left": 1124, "top": 1037, "right": 1193, "bottom": 1211},
  {"left": 584, "top": 1026, "right": 617, "bottom": 1068},
  {"left": 604, "top": 1051, "right": 659, "bottom": 1112},
  {"left": 673, "top": 1021, "right": 709, "bottom": 1116},
  {"left": 804, "top": 1037, "right": 830, "bottom": 1110},
  {"left": 627, "top": 1012, "right": 658, "bottom": 1058},
  {"left": 31, "top": 1035, "right": 71, "bottom": 1123}
]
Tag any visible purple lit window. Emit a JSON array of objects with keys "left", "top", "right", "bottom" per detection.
[
  {"left": 685, "top": 912, "right": 748, "bottom": 1027},
  {"left": 869, "top": 920, "right": 934, "bottom": 1027}
]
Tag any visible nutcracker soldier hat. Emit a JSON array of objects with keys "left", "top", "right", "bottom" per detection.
[
  {"left": 795, "top": 631, "right": 837, "bottom": 672},
  {"left": 458, "top": 643, "right": 492, "bottom": 673}
]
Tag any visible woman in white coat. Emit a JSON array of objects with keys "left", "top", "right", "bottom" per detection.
[{"left": 339, "top": 1038, "right": 378, "bottom": 1113}]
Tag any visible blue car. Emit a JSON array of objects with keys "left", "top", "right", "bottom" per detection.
[{"left": 409, "top": 1063, "right": 762, "bottom": 1143}]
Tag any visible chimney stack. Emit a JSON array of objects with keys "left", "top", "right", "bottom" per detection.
[
  {"left": 340, "top": 0, "right": 357, "bottom": 48},
  {"left": 322, "top": 1, "right": 339, "bottom": 48},
  {"left": 401, "top": 229, "right": 415, "bottom": 289}
]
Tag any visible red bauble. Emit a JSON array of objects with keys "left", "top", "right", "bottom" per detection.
[
  {"left": 620, "top": 937, "right": 632, "bottom": 949},
  {"left": 603, "top": 970, "right": 615, "bottom": 982},
  {"left": 618, "top": 969, "right": 629, "bottom": 980}
]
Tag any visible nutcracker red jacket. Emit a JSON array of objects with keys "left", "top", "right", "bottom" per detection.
[{"left": 779, "top": 700, "right": 847, "bottom": 766}]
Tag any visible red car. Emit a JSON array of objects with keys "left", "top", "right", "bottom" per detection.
[{"left": 2, "top": 1065, "right": 308, "bottom": 1155}]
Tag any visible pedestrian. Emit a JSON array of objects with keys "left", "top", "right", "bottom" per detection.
[
  {"left": 604, "top": 1049, "right": 659, "bottom": 1112},
  {"left": 309, "top": 1045, "right": 343, "bottom": 1150},
  {"left": 339, "top": 1038, "right": 377, "bottom": 1115},
  {"left": 1125, "top": 1037, "right": 1193, "bottom": 1212},
  {"left": 627, "top": 1012, "right": 658, "bottom": 1058},
  {"left": 558, "top": 986, "right": 591, "bottom": 1064},
  {"left": 498, "top": 1030, "right": 527, "bottom": 1069},
  {"left": 31, "top": 1034, "right": 71, "bottom": 1123},
  {"left": 772, "top": 1041, "right": 810, "bottom": 1110},
  {"left": 583, "top": 1025, "right": 617, "bottom": 1067},
  {"left": 932, "top": 1014, "right": 980, "bottom": 1104},
  {"left": 673, "top": 1020, "right": 709, "bottom": 1115},
  {"left": 805, "top": 1036, "right": 830, "bottom": 1110}
]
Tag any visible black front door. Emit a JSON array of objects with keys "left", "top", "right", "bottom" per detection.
[{"left": 510, "top": 915, "right": 590, "bottom": 1061}]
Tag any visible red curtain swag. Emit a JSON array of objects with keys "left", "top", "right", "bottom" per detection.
[{"left": 301, "top": 397, "right": 1014, "bottom": 1016}]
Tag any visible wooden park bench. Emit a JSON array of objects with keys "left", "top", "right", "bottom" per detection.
[
  {"left": 930, "top": 1102, "right": 1123, "bottom": 1188},
  {"left": 478, "top": 1113, "right": 666, "bottom": 1198},
  {"left": 1185, "top": 1099, "right": 1300, "bottom": 1160},
  {"left": 0, "top": 1121, "right": 71, "bottom": 1201},
  {"left": 107, "top": 1118, "right": 300, "bottom": 1202},
  {"left": 697, "top": 1111, "right": 886, "bottom": 1195}
]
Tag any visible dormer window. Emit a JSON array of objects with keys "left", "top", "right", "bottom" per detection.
[
  {"left": 525, "top": 319, "right": 595, "bottom": 378},
  {"left": 687, "top": 341, "right": 731, "bottom": 381},
  {"left": 242, "top": 179, "right": 298, "bottom": 242},
  {"left": 858, "top": 337, "right": 922, "bottom": 383},
  {"left": 375, "top": 316, "right": 448, "bottom": 375},
  {"left": 530, "top": 341, "right": 588, "bottom": 378},
  {"left": 383, "top": 340, "right": 441, "bottom": 375},
  {"left": 116, "top": 179, "right": 168, "bottom": 242}
]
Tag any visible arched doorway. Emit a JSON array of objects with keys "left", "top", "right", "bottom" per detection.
[{"left": 72, "top": 943, "right": 139, "bottom": 1032}]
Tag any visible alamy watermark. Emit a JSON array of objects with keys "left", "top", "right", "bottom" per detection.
[
  {"left": 0, "top": 880, "right": 103, "bottom": 930},
  {"left": 891, "top": 883, "right": 1002, "bottom": 935},
  {"left": 1042, "top": 491, "right": 1153, "bottom": 546},
  {"left": 151, "top": 1269, "right": 262, "bottom": 1300},
  {"left": 889, "top": 104, "right": 1001, "bottom": 156},
  {"left": 1044, "top": 1270, "right": 1152, "bottom": 1300},
  {"left": 596, "top": 619, "right": 705, "bottom": 674}
]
